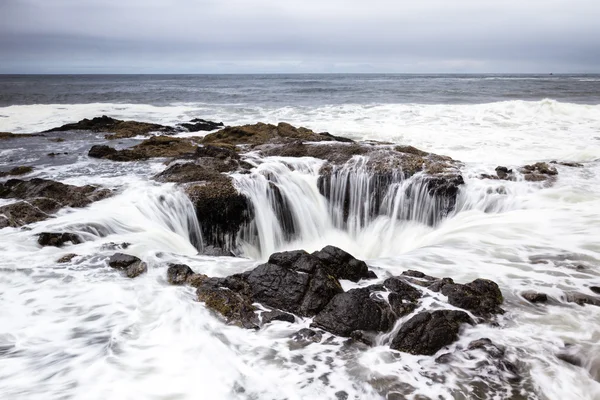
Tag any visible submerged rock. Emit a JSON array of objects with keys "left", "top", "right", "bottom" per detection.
[
  {"left": 179, "top": 118, "right": 224, "bottom": 132},
  {"left": 520, "top": 162, "right": 558, "bottom": 182},
  {"left": 312, "top": 286, "right": 396, "bottom": 337},
  {"left": 0, "top": 166, "right": 34, "bottom": 178},
  {"left": 521, "top": 291, "right": 548, "bottom": 304},
  {"left": 45, "top": 115, "right": 176, "bottom": 139},
  {"left": 56, "top": 253, "right": 78, "bottom": 263},
  {"left": 108, "top": 253, "right": 148, "bottom": 278},
  {"left": 390, "top": 310, "right": 474, "bottom": 355},
  {"left": 38, "top": 232, "right": 81, "bottom": 247},
  {"left": 564, "top": 292, "right": 600, "bottom": 307}
]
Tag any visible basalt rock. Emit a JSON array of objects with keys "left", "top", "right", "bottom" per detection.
[
  {"left": 521, "top": 291, "right": 548, "bottom": 304},
  {"left": 108, "top": 253, "right": 148, "bottom": 278},
  {"left": 45, "top": 115, "right": 177, "bottom": 139},
  {"left": 0, "top": 166, "right": 34, "bottom": 178},
  {"left": 441, "top": 279, "right": 504, "bottom": 318},
  {"left": 38, "top": 232, "right": 81, "bottom": 247},
  {"left": 196, "top": 280, "right": 259, "bottom": 329},
  {"left": 311, "top": 245, "right": 374, "bottom": 282},
  {"left": 261, "top": 310, "right": 296, "bottom": 325},
  {"left": 185, "top": 177, "right": 252, "bottom": 250},
  {"left": 179, "top": 118, "right": 224, "bottom": 132},
  {"left": 201, "top": 122, "right": 344, "bottom": 147},
  {"left": 167, "top": 263, "right": 195, "bottom": 285},
  {"left": 390, "top": 310, "right": 474, "bottom": 355},
  {"left": 89, "top": 136, "right": 200, "bottom": 161},
  {"left": 312, "top": 286, "right": 396, "bottom": 337}
]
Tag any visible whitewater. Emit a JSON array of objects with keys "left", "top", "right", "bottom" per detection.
[{"left": 1, "top": 97, "right": 600, "bottom": 400}]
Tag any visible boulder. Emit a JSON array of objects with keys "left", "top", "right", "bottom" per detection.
[
  {"left": 521, "top": 291, "right": 548, "bottom": 304},
  {"left": 441, "top": 279, "right": 504, "bottom": 317},
  {"left": 564, "top": 292, "right": 600, "bottom": 307},
  {"left": 0, "top": 166, "right": 34, "bottom": 178},
  {"left": 245, "top": 261, "right": 343, "bottom": 317},
  {"left": 167, "top": 263, "right": 195, "bottom": 285},
  {"left": 519, "top": 162, "right": 558, "bottom": 182},
  {"left": 390, "top": 310, "right": 474, "bottom": 355},
  {"left": 383, "top": 277, "right": 422, "bottom": 317},
  {"left": 591, "top": 286, "right": 600, "bottom": 295},
  {"left": 38, "top": 232, "right": 81, "bottom": 247},
  {"left": 179, "top": 119, "right": 224, "bottom": 132},
  {"left": 261, "top": 310, "right": 295, "bottom": 325},
  {"left": 196, "top": 281, "right": 258, "bottom": 329},
  {"left": 311, "top": 245, "right": 373, "bottom": 282},
  {"left": 88, "top": 145, "right": 118, "bottom": 159},
  {"left": 108, "top": 253, "right": 148, "bottom": 278},
  {"left": 45, "top": 115, "right": 176, "bottom": 139},
  {"left": 312, "top": 286, "right": 396, "bottom": 337},
  {"left": 0, "top": 201, "right": 51, "bottom": 228}
]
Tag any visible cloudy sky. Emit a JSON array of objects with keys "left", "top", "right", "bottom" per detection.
[{"left": 1, "top": 0, "right": 599, "bottom": 73}]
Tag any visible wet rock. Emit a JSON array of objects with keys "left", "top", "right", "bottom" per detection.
[
  {"left": 185, "top": 178, "right": 252, "bottom": 250},
  {"left": 0, "top": 166, "right": 34, "bottom": 178},
  {"left": 520, "top": 162, "right": 558, "bottom": 182},
  {"left": 246, "top": 260, "right": 343, "bottom": 317},
  {"left": 0, "top": 132, "right": 41, "bottom": 140},
  {"left": 88, "top": 145, "right": 118, "bottom": 159},
  {"left": 383, "top": 277, "right": 422, "bottom": 301},
  {"left": 556, "top": 344, "right": 584, "bottom": 367},
  {"left": 201, "top": 122, "right": 342, "bottom": 147},
  {"left": 395, "top": 145, "right": 429, "bottom": 156},
  {"left": 390, "top": 310, "right": 474, "bottom": 355},
  {"left": 564, "top": 292, "right": 600, "bottom": 307},
  {"left": 100, "top": 242, "right": 131, "bottom": 251},
  {"left": 350, "top": 330, "right": 379, "bottom": 347},
  {"left": 167, "top": 263, "right": 194, "bottom": 285},
  {"left": 292, "top": 328, "right": 323, "bottom": 344},
  {"left": 427, "top": 277, "right": 455, "bottom": 293},
  {"left": 591, "top": 286, "right": 600, "bottom": 295},
  {"left": 0, "top": 178, "right": 111, "bottom": 223},
  {"left": 312, "top": 286, "right": 396, "bottom": 337},
  {"left": 179, "top": 118, "right": 224, "bottom": 132},
  {"left": 38, "top": 232, "right": 81, "bottom": 247},
  {"left": 494, "top": 166, "right": 513, "bottom": 180},
  {"left": 196, "top": 281, "right": 258, "bottom": 329},
  {"left": 0, "top": 201, "right": 51, "bottom": 228},
  {"left": 90, "top": 136, "right": 200, "bottom": 161},
  {"left": 550, "top": 161, "right": 583, "bottom": 168},
  {"left": 441, "top": 278, "right": 504, "bottom": 317},
  {"left": 187, "top": 273, "right": 210, "bottom": 287},
  {"left": 108, "top": 253, "right": 148, "bottom": 278},
  {"left": 311, "top": 245, "right": 373, "bottom": 282},
  {"left": 56, "top": 253, "right": 77, "bottom": 263},
  {"left": 521, "top": 290, "right": 548, "bottom": 304},
  {"left": 45, "top": 115, "right": 176, "bottom": 139},
  {"left": 262, "top": 310, "right": 295, "bottom": 325},
  {"left": 194, "top": 144, "right": 240, "bottom": 160}
]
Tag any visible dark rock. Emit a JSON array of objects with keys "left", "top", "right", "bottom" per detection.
[
  {"left": 350, "top": 330, "right": 379, "bottom": 347},
  {"left": 520, "top": 162, "right": 558, "bottom": 182},
  {"left": 591, "top": 286, "right": 600, "bottom": 295},
  {"left": 564, "top": 292, "right": 600, "bottom": 307},
  {"left": 245, "top": 261, "right": 343, "bottom": 317},
  {"left": 395, "top": 145, "right": 429, "bottom": 156},
  {"left": 201, "top": 122, "right": 343, "bottom": 146},
  {"left": 38, "top": 232, "right": 81, "bottom": 247},
  {"left": 550, "top": 161, "right": 583, "bottom": 168},
  {"left": 125, "top": 261, "right": 148, "bottom": 278},
  {"left": 494, "top": 166, "right": 513, "bottom": 180},
  {"left": 45, "top": 115, "right": 176, "bottom": 139},
  {"left": 521, "top": 291, "right": 548, "bottom": 304},
  {"left": 185, "top": 178, "right": 252, "bottom": 250},
  {"left": 292, "top": 328, "right": 323, "bottom": 343},
  {"left": 195, "top": 144, "right": 239, "bottom": 160},
  {"left": 56, "top": 253, "right": 77, "bottom": 263},
  {"left": 187, "top": 273, "right": 210, "bottom": 287},
  {"left": 196, "top": 281, "right": 258, "bottom": 329},
  {"left": 0, "top": 178, "right": 111, "bottom": 227},
  {"left": 312, "top": 286, "right": 396, "bottom": 337},
  {"left": 0, "top": 201, "right": 51, "bottom": 228},
  {"left": 100, "top": 242, "right": 131, "bottom": 251},
  {"left": 179, "top": 119, "right": 224, "bottom": 132},
  {"left": 0, "top": 132, "right": 41, "bottom": 140},
  {"left": 108, "top": 253, "right": 140, "bottom": 269},
  {"left": 311, "top": 245, "right": 370, "bottom": 282},
  {"left": 88, "top": 145, "right": 117, "bottom": 159},
  {"left": 262, "top": 310, "right": 295, "bottom": 325},
  {"left": 390, "top": 310, "right": 474, "bottom": 355},
  {"left": 441, "top": 279, "right": 504, "bottom": 317},
  {"left": 427, "top": 278, "right": 455, "bottom": 292},
  {"left": 388, "top": 293, "right": 418, "bottom": 318},
  {"left": 556, "top": 344, "right": 584, "bottom": 367},
  {"left": 383, "top": 277, "right": 422, "bottom": 301},
  {"left": 0, "top": 166, "right": 34, "bottom": 178},
  {"left": 167, "top": 263, "right": 194, "bottom": 285}
]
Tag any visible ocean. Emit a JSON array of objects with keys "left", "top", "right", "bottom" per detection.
[{"left": 1, "top": 74, "right": 600, "bottom": 400}]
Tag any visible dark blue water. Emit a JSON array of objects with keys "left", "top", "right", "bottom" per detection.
[{"left": 1, "top": 74, "right": 600, "bottom": 107}]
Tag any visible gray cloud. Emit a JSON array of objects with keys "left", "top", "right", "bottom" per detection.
[{"left": 1, "top": 0, "right": 599, "bottom": 73}]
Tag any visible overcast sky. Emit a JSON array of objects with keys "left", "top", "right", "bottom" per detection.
[{"left": 1, "top": 0, "right": 599, "bottom": 73}]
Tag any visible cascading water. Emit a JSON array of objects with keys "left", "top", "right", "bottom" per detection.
[{"left": 231, "top": 155, "right": 462, "bottom": 259}]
